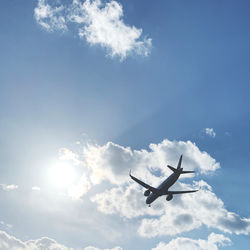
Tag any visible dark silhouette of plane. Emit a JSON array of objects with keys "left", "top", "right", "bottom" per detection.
[{"left": 129, "top": 155, "right": 199, "bottom": 206}]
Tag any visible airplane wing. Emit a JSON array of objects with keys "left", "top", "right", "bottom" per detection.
[
  {"left": 129, "top": 170, "right": 158, "bottom": 193},
  {"left": 167, "top": 189, "right": 199, "bottom": 194}
]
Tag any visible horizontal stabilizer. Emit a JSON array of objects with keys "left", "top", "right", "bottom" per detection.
[
  {"left": 167, "top": 165, "right": 178, "bottom": 173},
  {"left": 180, "top": 170, "right": 195, "bottom": 174}
]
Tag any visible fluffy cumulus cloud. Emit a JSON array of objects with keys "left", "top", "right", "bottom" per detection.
[
  {"left": 56, "top": 147, "right": 93, "bottom": 199},
  {"left": 61, "top": 138, "right": 219, "bottom": 199},
  {"left": 0, "top": 230, "right": 122, "bottom": 250},
  {"left": 152, "top": 233, "right": 231, "bottom": 250},
  {"left": 54, "top": 138, "right": 220, "bottom": 201},
  {"left": 68, "top": 173, "right": 92, "bottom": 199},
  {"left": 91, "top": 183, "right": 165, "bottom": 218},
  {"left": 55, "top": 138, "right": 250, "bottom": 240},
  {"left": 0, "top": 230, "right": 72, "bottom": 250},
  {"left": 83, "top": 141, "right": 149, "bottom": 185},
  {"left": 205, "top": 128, "right": 216, "bottom": 138},
  {"left": 92, "top": 179, "right": 250, "bottom": 237},
  {"left": 78, "top": 139, "right": 250, "bottom": 237},
  {"left": 138, "top": 181, "right": 250, "bottom": 237},
  {"left": 83, "top": 139, "right": 220, "bottom": 186},
  {"left": 34, "top": 0, "right": 152, "bottom": 59}
]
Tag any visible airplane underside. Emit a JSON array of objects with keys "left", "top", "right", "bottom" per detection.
[{"left": 129, "top": 155, "right": 199, "bottom": 206}]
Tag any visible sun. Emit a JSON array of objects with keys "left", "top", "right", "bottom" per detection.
[{"left": 49, "top": 161, "right": 77, "bottom": 188}]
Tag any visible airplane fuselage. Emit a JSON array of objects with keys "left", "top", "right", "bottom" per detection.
[
  {"left": 129, "top": 154, "right": 197, "bottom": 206},
  {"left": 146, "top": 172, "right": 180, "bottom": 205}
]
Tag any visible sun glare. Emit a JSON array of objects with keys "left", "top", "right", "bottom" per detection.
[{"left": 49, "top": 161, "right": 76, "bottom": 188}]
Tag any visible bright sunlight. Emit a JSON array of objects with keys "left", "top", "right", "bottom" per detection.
[{"left": 49, "top": 161, "right": 77, "bottom": 188}]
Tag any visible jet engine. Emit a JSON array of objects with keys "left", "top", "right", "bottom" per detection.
[
  {"left": 144, "top": 190, "right": 150, "bottom": 196},
  {"left": 166, "top": 194, "right": 173, "bottom": 201}
]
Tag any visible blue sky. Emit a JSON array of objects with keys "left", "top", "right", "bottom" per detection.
[{"left": 0, "top": 0, "right": 250, "bottom": 249}]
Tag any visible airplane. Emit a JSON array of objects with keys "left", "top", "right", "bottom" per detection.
[{"left": 129, "top": 155, "right": 199, "bottom": 207}]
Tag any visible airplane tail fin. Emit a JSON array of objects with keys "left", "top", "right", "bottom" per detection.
[
  {"left": 167, "top": 155, "right": 194, "bottom": 174},
  {"left": 177, "top": 154, "right": 183, "bottom": 169},
  {"left": 167, "top": 155, "right": 183, "bottom": 173}
]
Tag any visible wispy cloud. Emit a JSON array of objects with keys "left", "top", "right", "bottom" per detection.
[
  {"left": 34, "top": 0, "right": 152, "bottom": 60},
  {"left": 59, "top": 147, "right": 81, "bottom": 165},
  {"left": 0, "top": 184, "right": 18, "bottom": 191},
  {"left": 152, "top": 233, "right": 231, "bottom": 250},
  {"left": 205, "top": 128, "right": 216, "bottom": 138},
  {"left": 0, "top": 221, "right": 12, "bottom": 232},
  {"left": 32, "top": 186, "right": 41, "bottom": 191},
  {"left": 34, "top": 0, "right": 67, "bottom": 32}
]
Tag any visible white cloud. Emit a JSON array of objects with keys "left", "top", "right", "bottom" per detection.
[
  {"left": 34, "top": 0, "right": 152, "bottom": 59},
  {"left": 83, "top": 139, "right": 220, "bottom": 187},
  {"left": 56, "top": 138, "right": 250, "bottom": 238},
  {"left": 152, "top": 233, "right": 231, "bottom": 250},
  {"left": 34, "top": 0, "right": 67, "bottom": 32},
  {"left": 0, "top": 184, "right": 18, "bottom": 191},
  {"left": 68, "top": 173, "right": 92, "bottom": 199},
  {"left": 57, "top": 138, "right": 219, "bottom": 199},
  {"left": 59, "top": 147, "right": 81, "bottom": 165},
  {"left": 72, "top": 0, "right": 151, "bottom": 59},
  {"left": 0, "top": 221, "right": 12, "bottom": 232},
  {"left": 0, "top": 230, "right": 73, "bottom": 250},
  {"left": 0, "top": 230, "right": 122, "bottom": 250},
  {"left": 84, "top": 247, "right": 122, "bottom": 250},
  {"left": 91, "top": 183, "right": 165, "bottom": 218},
  {"left": 83, "top": 141, "right": 148, "bottom": 185},
  {"left": 205, "top": 128, "right": 216, "bottom": 138},
  {"left": 138, "top": 181, "right": 250, "bottom": 237},
  {"left": 87, "top": 144, "right": 250, "bottom": 237},
  {"left": 32, "top": 186, "right": 41, "bottom": 191}
]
